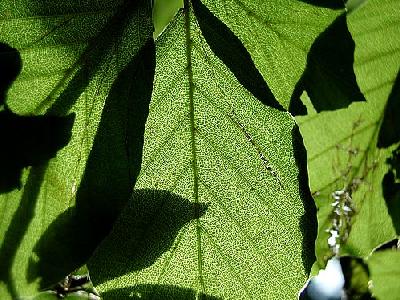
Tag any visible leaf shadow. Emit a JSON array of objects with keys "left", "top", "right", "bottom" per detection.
[
  {"left": 0, "top": 43, "right": 21, "bottom": 106},
  {"left": 28, "top": 39, "right": 156, "bottom": 288},
  {"left": 382, "top": 144, "right": 400, "bottom": 235},
  {"left": 339, "top": 256, "right": 373, "bottom": 299},
  {"left": 377, "top": 69, "right": 400, "bottom": 148},
  {"left": 0, "top": 42, "right": 73, "bottom": 298},
  {"left": 0, "top": 43, "right": 74, "bottom": 193},
  {"left": 0, "top": 1, "right": 145, "bottom": 290},
  {"left": 289, "top": 14, "right": 365, "bottom": 115},
  {"left": 373, "top": 238, "right": 399, "bottom": 252},
  {"left": 191, "top": 0, "right": 284, "bottom": 112},
  {"left": 100, "top": 284, "right": 221, "bottom": 300},
  {"left": 291, "top": 125, "right": 318, "bottom": 274},
  {"left": 1, "top": 0, "right": 141, "bottom": 195},
  {"left": 87, "top": 189, "right": 208, "bottom": 285},
  {"left": 0, "top": 164, "right": 47, "bottom": 298},
  {"left": 40, "top": 1, "right": 146, "bottom": 116}
]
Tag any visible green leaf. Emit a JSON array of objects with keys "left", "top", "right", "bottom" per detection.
[
  {"left": 88, "top": 2, "right": 315, "bottom": 299},
  {"left": 296, "top": 0, "right": 400, "bottom": 268},
  {"left": 367, "top": 250, "right": 400, "bottom": 300},
  {"left": 346, "top": 0, "right": 368, "bottom": 12},
  {"left": 292, "top": 14, "right": 366, "bottom": 113},
  {"left": 197, "top": 0, "right": 342, "bottom": 108},
  {"left": 298, "top": 0, "right": 345, "bottom": 9},
  {"left": 191, "top": 0, "right": 283, "bottom": 112},
  {"left": 153, "top": 0, "right": 183, "bottom": 38},
  {"left": 24, "top": 292, "right": 60, "bottom": 300},
  {"left": 0, "top": 0, "right": 153, "bottom": 297},
  {"left": 340, "top": 256, "right": 372, "bottom": 298}
]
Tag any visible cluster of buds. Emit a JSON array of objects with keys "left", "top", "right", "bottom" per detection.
[{"left": 327, "top": 189, "right": 355, "bottom": 256}]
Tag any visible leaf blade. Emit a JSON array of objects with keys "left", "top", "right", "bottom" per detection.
[
  {"left": 0, "top": 0, "right": 154, "bottom": 297},
  {"left": 296, "top": 0, "right": 400, "bottom": 269},
  {"left": 89, "top": 3, "right": 315, "bottom": 299},
  {"left": 198, "top": 0, "right": 342, "bottom": 108}
]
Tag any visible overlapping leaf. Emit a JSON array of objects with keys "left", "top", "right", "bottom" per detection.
[
  {"left": 198, "top": 0, "right": 342, "bottom": 108},
  {"left": 367, "top": 250, "right": 400, "bottom": 299},
  {"left": 4, "top": 0, "right": 394, "bottom": 299},
  {"left": 88, "top": 2, "right": 315, "bottom": 299},
  {"left": 0, "top": 0, "right": 153, "bottom": 297},
  {"left": 296, "top": 0, "right": 400, "bottom": 268}
]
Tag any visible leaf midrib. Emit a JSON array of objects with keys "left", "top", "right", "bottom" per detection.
[{"left": 183, "top": 1, "right": 205, "bottom": 297}]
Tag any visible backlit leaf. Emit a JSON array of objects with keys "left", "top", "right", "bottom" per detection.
[
  {"left": 296, "top": 0, "right": 400, "bottom": 269},
  {"left": 88, "top": 2, "right": 315, "bottom": 299},
  {"left": 0, "top": 0, "right": 153, "bottom": 297}
]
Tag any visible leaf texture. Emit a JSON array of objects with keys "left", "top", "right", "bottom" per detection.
[
  {"left": 198, "top": 0, "right": 341, "bottom": 108},
  {"left": 367, "top": 250, "right": 400, "bottom": 299},
  {"left": 89, "top": 2, "right": 315, "bottom": 299},
  {"left": 292, "top": 13, "right": 366, "bottom": 114},
  {"left": 296, "top": 0, "right": 400, "bottom": 268},
  {"left": 0, "top": 0, "right": 153, "bottom": 297}
]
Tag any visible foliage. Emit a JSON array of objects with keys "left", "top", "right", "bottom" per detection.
[{"left": 0, "top": 0, "right": 399, "bottom": 299}]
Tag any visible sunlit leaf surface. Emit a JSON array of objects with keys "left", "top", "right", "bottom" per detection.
[
  {"left": 0, "top": 0, "right": 153, "bottom": 297},
  {"left": 296, "top": 0, "right": 400, "bottom": 268},
  {"left": 367, "top": 250, "right": 400, "bottom": 300},
  {"left": 198, "top": 0, "right": 341, "bottom": 108},
  {"left": 88, "top": 2, "right": 315, "bottom": 299}
]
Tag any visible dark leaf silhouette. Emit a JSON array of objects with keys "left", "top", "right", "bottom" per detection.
[
  {"left": 292, "top": 125, "right": 317, "bottom": 274},
  {"left": 382, "top": 145, "right": 400, "bottom": 234},
  {"left": 29, "top": 40, "right": 155, "bottom": 288},
  {"left": 377, "top": 70, "right": 400, "bottom": 148},
  {"left": 0, "top": 43, "right": 74, "bottom": 193},
  {"left": 291, "top": 14, "right": 365, "bottom": 115}
]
